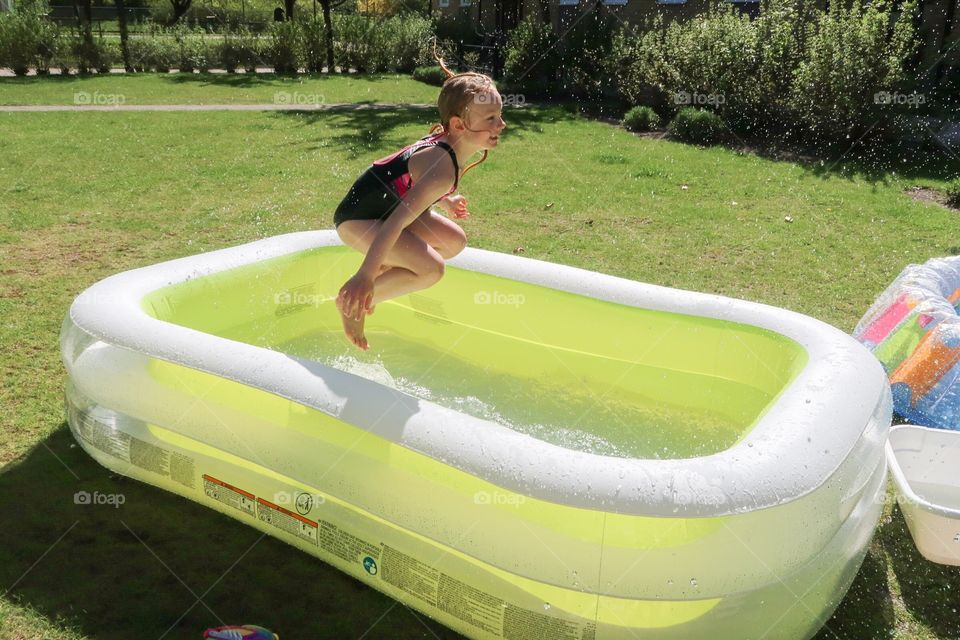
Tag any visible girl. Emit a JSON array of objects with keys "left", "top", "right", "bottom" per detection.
[{"left": 332, "top": 49, "right": 506, "bottom": 351}]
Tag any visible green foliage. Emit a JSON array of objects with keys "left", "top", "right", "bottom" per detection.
[
  {"left": 0, "top": 5, "right": 61, "bottom": 75},
  {"left": 667, "top": 107, "right": 727, "bottom": 144},
  {"left": 127, "top": 24, "right": 179, "bottom": 71},
  {"left": 69, "top": 34, "right": 118, "bottom": 74},
  {"left": 947, "top": 178, "right": 960, "bottom": 209},
  {"left": 412, "top": 65, "right": 446, "bottom": 86},
  {"left": 170, "top": 23, "right": 215, "bottom": 72},
  {"left": 613, "top": 0, "right": 920, "bottom": 144},
  {"left": 792, "top": 0, "right": 920, "bottom": 138},
  {"left": 300, "top": 15, "right": 328, "bottom": 73},
  {"left": 623, "top": 105, "right": 661, "bottom": 132},
  {"left": 503, "top": 15, "right": 558, "bottom": 87},
  {"left": 267, "top": 19, "right": 302, "bottom": 74},
  {"left": 331, "top": 14, "right": 432, "bottom": 73}
]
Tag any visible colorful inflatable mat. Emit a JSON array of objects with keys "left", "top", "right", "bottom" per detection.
[{"left": 854, "top": 256, "right": 960, "bottom": 429}]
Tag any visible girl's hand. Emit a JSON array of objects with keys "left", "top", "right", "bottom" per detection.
[
  {"left": 443, "top": 194, "right": 470, "bottom": 219},
  {"left": 337, "top": 272, "right": 375, "bottom": 321}
]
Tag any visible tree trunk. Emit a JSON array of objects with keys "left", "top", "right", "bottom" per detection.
[
  {"left": 322, "top": 0, "right": 334, "bottom": 72},
  {"left": 284, "top": 0, "right": 295, "bottom": 20},
  {"left": 114, "top": 0, "right": 133, "bottom": 72},
  {"left": 170, "top": 0, "right": 192, "bottom": 24},
  {"left": 79, "top": 0, "right": 95, "bottom": 73}
]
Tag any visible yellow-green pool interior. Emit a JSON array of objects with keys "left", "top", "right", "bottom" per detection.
[{"left": 140, "top": 245, "right": 808, "bottom": 460}]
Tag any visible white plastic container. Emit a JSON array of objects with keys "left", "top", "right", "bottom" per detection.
[{"left": 886, "top": 424, "right": 960, "bottom": 565}]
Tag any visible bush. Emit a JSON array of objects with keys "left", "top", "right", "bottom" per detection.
[
  {"left": 331, "top": 14, "right": 431, "bottom": 73},
  {"left": 69, "top": 33, "right": 117, "bottom": 74},
  {"left": 623, "top": 105, "right": 660, "bottom": 132},
  {"left": 667, "top": 107, "right": 727, "bottom": 145},
  {"left": 0, "top": 7, "right": 61, "bottom": 75},
  {"left": 947, "top": 179, "right": 960, "bottom": 209},
  {"left": 556, "top": 7, "right": 619, "bottom": 100},
  {"left": 266, "top": 19, "right": 302, "bottom": 74},
  {"left": 613, "top": 0, "right": 919, "bottom": 145},
  {"left": 503, "top": 15, "right": 558, "bottom": 88},
  {"left": 171, "top": 24, "right": 214, "bottom": 72},
  {"left": 413, "top": 65, "right": 446, "bottom": 86},
  {"left": 792, "top": 0, "right": 920, "bottom": 141},
  {"left": 301, "top": 16, "right": 327, "bottom": 73}
]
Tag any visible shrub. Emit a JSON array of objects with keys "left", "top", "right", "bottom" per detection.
[
  {"left": 667, "top": 107, "right": 727, "bottom": 145},
  {"left": 0, "top": 6, "right": 60, "bottom": 76},
  {"left": 301, "top": 16, "right": 327, "bottom": 73},
  {"left": 413, "top": 65, "right": 446, "bottom": 86},
  {"left": 331, "top": 14, "right": 430, "bottom": 73},
  {"left": 792, "top": 0, "right": 920, "bottom": 141},
  {"left": 69, "top": 33, "right": 117, "bottom": 74},
  {"left": 557, "top": 8, "right": 619, "bottom": 99},
  {"left": 947, "top": 179, "right": 960, "bottom": 209},
  {"left": 623, "top": 105, "right": 661, "bottom": 132},
  {"left": 266, "top": 19, "right": 302, "bottom": 74},
  {"left": 503, "top": 15, "right": 558, "bottom": 88},
  {"left": 613, "top": 0, "right": 919, "bottom": 144},
  {"left": 171, "top": 24, "right": 213, "bottom": 73}
]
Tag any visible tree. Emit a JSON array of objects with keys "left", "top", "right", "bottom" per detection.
[
  {"left": 169, "top": 0, "right": 191, "bottom": 23},
  {"left": 114, "top": 0, "right": 132, "bottom": 71}
]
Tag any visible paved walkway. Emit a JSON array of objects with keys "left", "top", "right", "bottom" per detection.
[{"left": 0, "top": 102, "right": 434, "bottom": 112}]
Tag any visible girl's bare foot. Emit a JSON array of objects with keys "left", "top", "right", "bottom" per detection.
[{"left": 340, "top": 311, "right": 369, "bottom": 350}]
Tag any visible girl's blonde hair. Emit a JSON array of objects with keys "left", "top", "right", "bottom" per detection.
[{"left": 428, "top": 38, "right": 496, "bottom": 179}]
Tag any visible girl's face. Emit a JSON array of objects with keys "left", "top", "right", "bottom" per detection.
[{"left": 461, "top": 89, "right": 506, "bottom": 149}]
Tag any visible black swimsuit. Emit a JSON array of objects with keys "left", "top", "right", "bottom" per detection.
[{"left": 333, "top": 133, "right": 460, "bottom": 228}]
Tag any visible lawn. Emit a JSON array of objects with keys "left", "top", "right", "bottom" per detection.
[
  {"left": 1, "top": 73, "right": 959, "bottom": 640},
  {"left": 0, "top": 72, "right": 439, "bottom": 105}
]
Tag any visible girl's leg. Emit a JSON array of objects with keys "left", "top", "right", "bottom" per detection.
[
  {"left": 335, "top": 219, "right": 445, "bottom": 350},
  {"left": 405, "top": 210, "right": 468, "bottom": 260}
]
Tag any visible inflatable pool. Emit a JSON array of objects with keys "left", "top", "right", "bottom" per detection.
[
  {"left": 61, "top": 230, "right": 891, "bottom": 640},
  {"left": 853, "top": 256, "right": 960, "bottom": 429}
]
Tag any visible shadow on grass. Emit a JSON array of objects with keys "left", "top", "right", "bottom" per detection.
[
  {"left": 0, "top": 424, "right": 462, "bottom": 640},
  {"left": 884, "top": 504, "right": 960, "bottom": 639},
  {"left": 813, "top": 542, "right": 896, "bottom": 639},
  {"left": 160, "top": 72, "right": 417, "bottom": 88},
  {"left": 270, "top": 103, "right": 560, "bottom": 161}
]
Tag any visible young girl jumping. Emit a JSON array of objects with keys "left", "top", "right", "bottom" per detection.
[{"left": 332, "top": 48, "right": 506, "bottom": 350}]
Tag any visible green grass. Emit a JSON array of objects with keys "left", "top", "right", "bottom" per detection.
[
  {"left": 1, "top": 75, "right": 960, "bottom": 640},
  {"left": 0, "top": 72, "right": 439, "bottom": 105}
]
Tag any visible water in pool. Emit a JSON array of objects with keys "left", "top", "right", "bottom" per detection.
[{"left": 278, "top": 326, "right": 768, "bottom": 460}]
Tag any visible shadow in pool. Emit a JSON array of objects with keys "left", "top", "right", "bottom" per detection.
[
  {"left": 885, "top": 503, "right": 960, "bottom": 638},
  {"left": 0, "top": 424, "right": 462, "bottom": 640}
]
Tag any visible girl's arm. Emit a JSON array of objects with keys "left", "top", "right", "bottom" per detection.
[
  {"left": 357, "top": 172, "right": 453, "bottom": 278},
  {"left": 338, "top": 163, "right": 455, "bottom": 320}
]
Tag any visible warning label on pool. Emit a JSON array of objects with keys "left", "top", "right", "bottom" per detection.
[
  {"left": 203, "top": 474, "right": 256, "bottom": 517},
  {"left": 257, "top": 497, "right": 318, "bottom": 545},
  {"left": 377, "top": 543, "right": 595, "bottom": 640},
  {"left": 318, "top": 519, "right": 381, "bottom": 566},
  {"left": 73, "top": 407, "right": 195, "bottom": 490}
]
